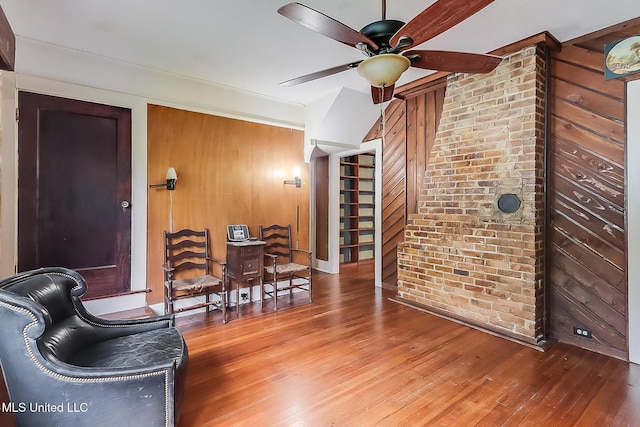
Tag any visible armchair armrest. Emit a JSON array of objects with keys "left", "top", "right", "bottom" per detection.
[
  {"left": 78, "top": 309, "right": 176, "bottom": 329},
  {"left": 291, "top": 248, "right": 312, "bottom": 266},
  {"left": 291, "top": 248, "right": 312, "bottom": 255},
  {"left": 206, "top": 256, "right": 226, "bottom": 266},
  {"left": 264, "top": 253, "right": 278, "bottom": 271},
  {"left": 41, "top": 350, "right": 180, "bottom": 379},
  {"left": 206, "top": 256, "right": 227, "bottom": 285}
]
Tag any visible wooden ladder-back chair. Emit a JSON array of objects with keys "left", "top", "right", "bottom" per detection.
[
  {"left": 163, "top": 228, "right": 227, "bottom": 322},
  {"left": 259, "top": 224, "right": 312, "bottom": 310}
]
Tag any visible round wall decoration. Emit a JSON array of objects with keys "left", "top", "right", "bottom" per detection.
[{"left": 497, "top": 193, "right": 521, "bottom": 213}]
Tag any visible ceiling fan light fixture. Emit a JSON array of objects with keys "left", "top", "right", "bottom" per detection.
[{"left": 357, "top": 54, "right": 411, "bottom": 88}]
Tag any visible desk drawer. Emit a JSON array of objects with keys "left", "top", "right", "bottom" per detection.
[
  {"left": 240, "top": 245, "right": 262, "bottom": 256},
  {"left": 240, "top": 258, "right": 261, "bottom": 276}
]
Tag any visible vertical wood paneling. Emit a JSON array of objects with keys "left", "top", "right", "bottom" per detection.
[
  {"left": 404, "top": 86, "right": 446, "bottom": 217},
  {"left": 548, "top": 44, "right": 627, "bottom": 359},
  {"left": 314, "top": 156, "right": 329, "bottom": 261},
  {"left": 379, "top": 80, "right": 446, "bottom": 289},
  {"left": 147, "top": 105, "right": 307, "bottom": 304}
]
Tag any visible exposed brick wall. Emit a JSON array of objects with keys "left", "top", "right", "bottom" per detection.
[{"left": 397, "top": 46, "right": 547, "bottom": 344}]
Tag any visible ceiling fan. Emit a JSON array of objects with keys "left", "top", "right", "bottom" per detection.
[{"left": 278, "top": 0, "right": 502, "bottom": 104}]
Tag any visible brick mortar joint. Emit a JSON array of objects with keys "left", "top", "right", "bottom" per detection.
[{"left": 398, "top": 44, "right": 546, "bottom": 338}]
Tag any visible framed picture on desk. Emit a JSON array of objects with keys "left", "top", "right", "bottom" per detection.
[{"left": 227, "top": 224, "right": 250, "bottom": 242}]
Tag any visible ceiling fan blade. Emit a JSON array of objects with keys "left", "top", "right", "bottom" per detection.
[
  {"left": 371, "top": 84, "right": 395, "bottom": 104},
  {"left": 389, "top": 0, "right": 494, "bottom": 50},
  {"left": 406, "top": 50, "right": 502, "bottom": 74},
  {"left": 278, "top": 2, "right": 379, "bottom": 51},
  {"left": 280, "top": 60, "right": 363, "bottom": 87}
]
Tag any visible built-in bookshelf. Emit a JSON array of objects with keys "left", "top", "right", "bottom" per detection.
[{"left": 339, "top": 152, "right": 375, "bottom": 263}]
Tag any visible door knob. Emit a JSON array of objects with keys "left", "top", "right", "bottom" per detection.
[{"left": 121, "top": 200, "right": 131, "bottom": 212}]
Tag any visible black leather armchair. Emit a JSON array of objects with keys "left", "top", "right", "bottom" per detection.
[{"left": 0, "top": 267, "right": 188, "bottom": 427}]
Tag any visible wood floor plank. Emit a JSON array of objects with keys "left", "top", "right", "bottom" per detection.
[
  {"left": 170, "top": 265, "right": 639, "bottom": 426},
  {"left": 1, "top": 263, "right": 638, "bottom": 426}
]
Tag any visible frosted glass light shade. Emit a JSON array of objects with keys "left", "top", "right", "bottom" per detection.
[
  {"left": 165, "top": 167, "right": 177, "bottom": 181},
  {"left": 357, "top": 54, "right": 411, "bottom": 87}
]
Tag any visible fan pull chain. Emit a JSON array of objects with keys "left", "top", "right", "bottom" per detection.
[{"left": 379, "top": 84, "right": 385, "bottom": 132}]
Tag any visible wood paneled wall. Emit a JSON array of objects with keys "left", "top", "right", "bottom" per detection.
[
  {"left": 547, "top": 27, "right": 637, "bottom": 358},
  {"left": 146, "top": 105, "right": 307, "bottom": 304},
  {"left": 379, "top": 100, "right": 406, "bottom": 289},
  {"left": 314, "top": 156, "right": 329, "bottom": 261},
  {"left": 404, "top": 80, "right": 446, "bottom": 216}
]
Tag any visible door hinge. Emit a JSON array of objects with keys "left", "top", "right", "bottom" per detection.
[{"left": 15, "top": 107, "right": 19, "bottom": 122}]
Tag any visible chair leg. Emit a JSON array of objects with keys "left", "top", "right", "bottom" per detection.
[
  {"left": 222, "top": 287, "right": 227, "bottom": 323},
  {"left": 260, "top": 278, "right": 263, "bottom": 309},
  {"left": 236, "top": 282, "right": 240, "bottom": 318},
  {"left": 167, "top": 285, "right": 175, "bottom": 314},
  {"left": 274, "top": 270, "right": 279, "bottom": 310},
  {"left": 289, "top": 275, "right": 293, "bottom": 298},
  {"left": 163, "top": 285, "right": 170, "bottom": 314}
]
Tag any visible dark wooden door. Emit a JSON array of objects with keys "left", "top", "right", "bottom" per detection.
[{"left": 17, "top": 92, "right": 132, "bottom": 299}]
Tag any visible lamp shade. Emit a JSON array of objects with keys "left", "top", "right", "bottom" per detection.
[
  {"left": 165, "top": 167, "right": 177, "bottom": 181},
  {"left": 357, "top": 54, "right": 411, "bottom": 88}
]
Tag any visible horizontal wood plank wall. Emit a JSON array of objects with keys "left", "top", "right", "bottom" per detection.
[
  {"left": 381, "top": 100, "right": 406, "bottom": 289},
  {"left": 548, "top": 44, "right": 627, "bottom": 359},
  {"left": 147, "top": 105, "right": 307, "bottom": 304}
]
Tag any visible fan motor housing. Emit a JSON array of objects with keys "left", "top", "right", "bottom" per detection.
[{"left": 360, "top": 20, "right": 405, "bottom": 53}]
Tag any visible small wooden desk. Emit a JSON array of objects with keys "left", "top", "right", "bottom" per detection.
[{"left": 226, "top": 240, "right": 265, "bottom": 316}]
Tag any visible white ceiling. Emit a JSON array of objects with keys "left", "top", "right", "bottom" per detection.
[{"left": 2, "top": 0, "right": 640, "bottom": 106}]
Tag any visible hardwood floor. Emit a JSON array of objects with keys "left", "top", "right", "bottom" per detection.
[
  {"left": 1, "top": 263, "right": 638, "bottom": 426},
  {"left": 176, "top": 264, "right": 640, "bottom": 426}
]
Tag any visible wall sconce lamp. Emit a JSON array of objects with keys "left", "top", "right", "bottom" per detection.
[
  {"left": 284, "top": 166, "right": 301, "bottom": 188},
  {"left": 149, "top": 167, "right": 177, "bottom": 190}
]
